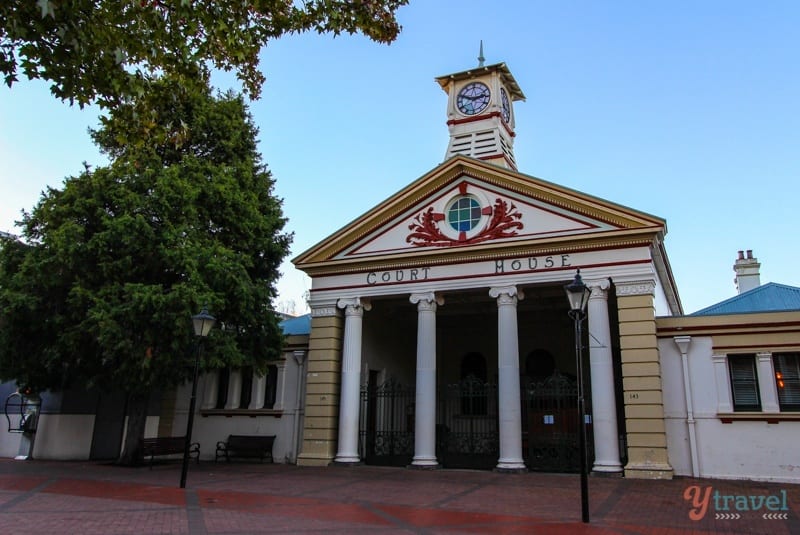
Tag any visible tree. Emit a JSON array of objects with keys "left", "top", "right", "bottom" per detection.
[
  {"left": 1, "top": 0, "right": 409, "bottom": 107},
  {"left": 0, "top": 76, "right": 292, "bottom": 464}
]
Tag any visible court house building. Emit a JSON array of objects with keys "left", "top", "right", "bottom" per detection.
[{"left": 292, "top": 59, "right": 682, "bottom": 479}]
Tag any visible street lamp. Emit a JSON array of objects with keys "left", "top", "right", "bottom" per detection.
[
  {"left": 564, "top": 270, "right": 591, "bottom": 523},
  {"left": 180, "top": 306, "right": 216, "bottom": 489}
]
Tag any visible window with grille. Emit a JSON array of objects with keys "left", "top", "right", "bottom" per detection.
[
  {"left": 773, "top": 353, "right": 800, "bottom": 411},
  {"left": 728, "top": 355, "right": 761, "bottom": 411}
]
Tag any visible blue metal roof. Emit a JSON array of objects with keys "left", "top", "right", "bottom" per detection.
[
  {"left": 280, "top": 313, "right": 311, "bottom": 335},
  {"left": 691, "top": 282, "right": 800, "bottom": 316}
]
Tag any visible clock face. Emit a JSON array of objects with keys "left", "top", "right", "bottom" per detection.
[
  {"left": 500, "top": 87, "right": 511, "bottom": 123},
  {"left": 456, "top": 82, "right": 491, "bottom": 115}
]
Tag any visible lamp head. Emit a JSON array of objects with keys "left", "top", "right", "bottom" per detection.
[
  {"left": 564, "top": 270, "right": 591, "bottom": 314},
  {"left": 192, "top": 306, "right": 216, "bottom": 337}
]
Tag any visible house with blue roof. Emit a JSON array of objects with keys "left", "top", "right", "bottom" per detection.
[
  {"left": 692, "top": 282, "right": 800, "bottom": 316},
  {"left": 657, "top": 250, "right": 800, "bottom": 483}
]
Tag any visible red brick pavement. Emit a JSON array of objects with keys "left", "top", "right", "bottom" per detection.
[{"left": 0, "top": 459, "right": 797, "bottom": 534}]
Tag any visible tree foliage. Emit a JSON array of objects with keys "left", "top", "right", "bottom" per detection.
[
  {"left": 1, "top": 0, "right": 409, "bottom": 106},
  {"left": 0, "top": 77, "right": 291, "bottom": 441}
]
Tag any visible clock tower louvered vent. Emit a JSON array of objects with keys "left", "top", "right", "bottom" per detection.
[{"left": 435, "top": 61, "right": 525, "bottom": 171}]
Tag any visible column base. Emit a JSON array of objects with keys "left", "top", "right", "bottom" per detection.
[
  {"left": 591, "top": 469, "right": 623, "bottom": 478},
  {"left": 410, "top": 456, "right": 439, "bottom": 469},
  {"left": 408, "top": 462, "right": 440, "bottom": 470},
  {"left": 592, "top": 461, "right": 624, "bottom": 475},
  {"left": 330, "top": 460, "right": 364, "bottom": 467},
  {"left": 494, "top": 462, "right": 528, "bottom": 474}
]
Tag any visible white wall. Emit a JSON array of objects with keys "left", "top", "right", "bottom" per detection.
[
  {"left": 0, "top": 417, "right": 23, "bottom": 458},
  {"left": 32, "top": 414, "right": 95, "bottom": 460},
  {"left": 659, "top": 336, "right": 800, "bottom": 483},
  {"left": 653, "top": 271, "right": 673, "bottom": 317},
  {"left": 182, "top": 355, "right": 307, "bottom": 463}
]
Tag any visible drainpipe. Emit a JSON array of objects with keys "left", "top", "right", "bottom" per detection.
[
  {"left": 291, "top": 350, "right": 307, "bottom": 464},
  {"left": 673, "top": 336, "right": 699, "bottom": 477}
]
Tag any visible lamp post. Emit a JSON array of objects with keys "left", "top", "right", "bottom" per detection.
[
  {"left": 180, "top": 306, "right": 216, "bottom": 489},
  {"left": 564, "top": 270, "right": 591, "bottom": 523}
]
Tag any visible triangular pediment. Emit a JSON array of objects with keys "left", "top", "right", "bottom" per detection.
[{"left": 294, "top": 157, "right": 665, "bottom": 274}]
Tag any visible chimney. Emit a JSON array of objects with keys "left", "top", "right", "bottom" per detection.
[{"left": 733, "top": 250, "right": 761, "bottom": 294}]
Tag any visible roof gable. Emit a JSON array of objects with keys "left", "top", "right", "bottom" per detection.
[
  {"left": 293, "top": 156, "right": 666, "bottom": 272},
  {"left": 692, "top": 282, "right": 800, "bottom": 316}
]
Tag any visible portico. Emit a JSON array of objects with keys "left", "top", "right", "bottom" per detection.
[{"left": 292, "top": 57, "right": 680, "bottom": 478}]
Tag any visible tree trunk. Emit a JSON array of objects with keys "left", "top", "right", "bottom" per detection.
[{"left": 118, "top": 392, "right": 148, "bottom": 466}]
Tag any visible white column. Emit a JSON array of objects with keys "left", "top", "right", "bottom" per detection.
[
  {"left": 489, "top": 285, "right": 526, "bottom": 471},
  {"left": 712, "top": 354, "right": 733, "bottom": 413},
  {"left": 586, "top": 280, "right": 623, "bottom": 473},
  {"left": 225, "top": 369, "right": 242, "bottom": 409},
  {"left": 334, "top": 297, "right": 370, "bottom": 464},
  {"left": 757, "top": 352, "right": 780, "bottom": 413},
  {"left": 249, "top": 372, "right": 266, "bottom": 409},
  {"left": 273, "top": 362, "right": 288, "bottom": 410},
  {"left": 410, "top": 292, "right": 443, "bottom": 468},
  {"left": 201, "top": 371, "right": 219, "bottom": 410}
]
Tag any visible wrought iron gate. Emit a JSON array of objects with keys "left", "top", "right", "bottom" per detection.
[
  {"left": 359, "top": 379, "right": 415, "bottom": 466},
  {"left": 437, "top": 377, "right": 498, "bottom": 470},
  {"left": 522, "top": 371, "right": 593, "bottom": 472}
]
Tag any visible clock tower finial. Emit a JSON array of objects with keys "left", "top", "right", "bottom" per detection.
[{"left": 435, "top": 60, "right": 526, "bottom": 170}]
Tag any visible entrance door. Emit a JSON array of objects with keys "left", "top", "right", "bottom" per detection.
[
  {"left": 437, "top": 377, "right": 498, "bottom": 469},
  {"left": 359, "top": 376, "right": 415, "bottom": 466},
  {"left": 523, "top": 371, "right": 592, "bottom": 472}
]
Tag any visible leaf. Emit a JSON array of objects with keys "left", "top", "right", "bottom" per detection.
[{"left": 2, "top": 0, "right": 409, "bottom": 106}]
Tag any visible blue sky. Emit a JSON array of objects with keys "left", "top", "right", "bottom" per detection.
[{"left": 1, "top": 1, "right": 798, "bottom": 315}]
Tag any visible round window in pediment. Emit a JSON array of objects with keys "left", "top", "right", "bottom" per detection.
[{"left": 447, "top": 196, "right": 482, "bottom": 233}]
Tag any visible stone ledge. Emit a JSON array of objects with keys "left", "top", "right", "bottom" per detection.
[
  {"left": 624, "top": 462, "right": 674, "bottom": 480},
  {"left": 718, "top": 412, "right": 800, "bottom": 423}
]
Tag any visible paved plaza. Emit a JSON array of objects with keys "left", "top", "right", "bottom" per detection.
[{"left": 0, "top": 458, "right": 797, "bottom": 534}]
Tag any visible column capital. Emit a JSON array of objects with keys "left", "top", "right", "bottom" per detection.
[
  {"left": 586, "top": 278, "right": 611, "bottom": 299},
  {"left": 756, "top": 351, "right": 773, "bottom": 361},
  {"left": 410, "top": 292, "right": 444, "bottom": 310},
  {"left": 337, "top": 297, "right": 371, "bottom": 315},
  {"left": 489, "top": 285, "right": 523, "bottom": 305},
  {"left": 615, "top": 279, "right": 656, "bottom": 297}
]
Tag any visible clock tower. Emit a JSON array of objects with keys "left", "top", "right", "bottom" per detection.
[{"left": 436, "top": 48, "right": 525, "bottom": 170}]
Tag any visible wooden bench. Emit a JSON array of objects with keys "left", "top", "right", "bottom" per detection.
[
  {"left": 141, "top": 436, "right": 200, "bottom": 469},
  {"left": 215, "top": 434, "right": 275, "bottom": 463}
]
